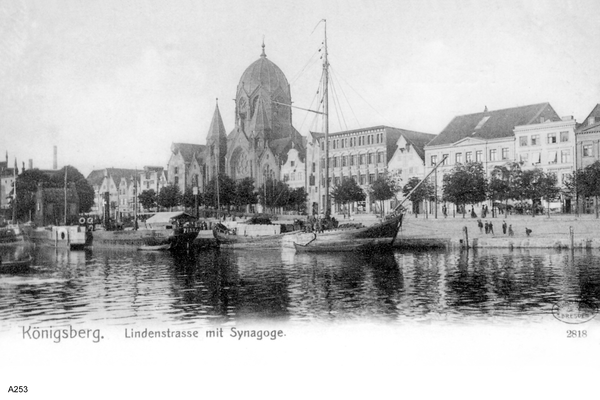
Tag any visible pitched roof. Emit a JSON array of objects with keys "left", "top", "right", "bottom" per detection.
[
  {"left": 310, "top": 125, "right": 435, "bottom": 163},
  {"left": 86, "top": 168, "right": 138, "bottom": 187},
  {"left": 207, "top": 102, "right": 227, "bottom": 141},
  {"left": 428, "top": 103, "right": 560, "bottom": 147},
  {"left": 269, "top": 130, "right": 306, "bottom": 164},
  {"left": 171, "top": 143, "right": 206, "bottom": 164},
  {"left": 577, "top": 104, "right": 600, "bottom": 134},
  {"left": 383, "top": 127, "right": 436, "bottom": 163}
]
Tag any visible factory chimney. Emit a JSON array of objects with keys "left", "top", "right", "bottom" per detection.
[{"left": 53, "top": 146, "right": 57, "bottom": 169}]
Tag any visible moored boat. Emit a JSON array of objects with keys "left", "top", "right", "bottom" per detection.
[
  {"left": 292, "top": 213, "right": 403, "bottom": 253},
  {"left": 213, "top": 223, "right": 301, "bottom": 249},
  {"left": 137, "top": 243, "right": 171, "bottom": 251},
  {"left": 30, "top": 225, "right": 93, "bottom": 250},
  {"left": 0, "top": 226, "right": 26, "bottom": 245},
  {"left": 0, "top": 255, "right": 33, "bottom": 273}
]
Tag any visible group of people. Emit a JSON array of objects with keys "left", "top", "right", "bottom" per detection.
[
  {"left": 305, "top": 214, "right": 338, "bottom": 233},
  {"left": 477, "top": 219, "right": 515, "bottom": 236}
]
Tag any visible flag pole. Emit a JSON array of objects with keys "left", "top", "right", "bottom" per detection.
[{"left": 12, "top": 158, "right": 17, "bottom": 224}]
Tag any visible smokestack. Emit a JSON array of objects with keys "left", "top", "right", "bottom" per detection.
[
  {"left": 29, "top": 159, "right": 33, "bottom": 169},
  {"left": 53, "top": 146, "right": 57, "bottom": 169}
]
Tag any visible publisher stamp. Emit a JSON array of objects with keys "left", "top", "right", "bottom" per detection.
[{"left": 552, "top": 300, "right": 598, "bottom": 324}]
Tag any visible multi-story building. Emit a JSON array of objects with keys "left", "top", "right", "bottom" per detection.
[
  {"left": 307, "top": 125, "right": 434, "bottom": 215},
  {"left": 167, "top": 143, "right": 205, "bottom": 194},
  {"left": 86, "top": 168, "right": 138, "bottom": 221},
  {"left": 0, "top": 153, "right": 17, "bottom": 219},
  {"left": 576, "top": 104, "right": 600, "bottom": 169},
  {"left": 425, "top": 103, "right": 562, "bottom": 213},
  {"left": 280, "top": 142, "right": 306, "bottom": 190},
  {"left": 514, "top": 117, "right": 577, "bottom": 212},
  {"left": 387, "top": 130, "right": 437, "bottom": 213},
  {"left": 139, "top": 166, "right": 167, "bottom": 193}
]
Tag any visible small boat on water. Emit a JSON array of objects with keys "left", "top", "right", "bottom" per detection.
[
  {"left": 137, "top": 243, "right": 171, "bottom": 251},
  {"left": 0, "top": 225, "right": 27, "bottom": 245},
  {"left": 0, "top": 255, "right": 33, "bottom": 273}
]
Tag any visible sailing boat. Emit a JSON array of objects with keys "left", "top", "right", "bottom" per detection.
[{"left": 292, "top": 21, "right": 445, "bottom": 253}]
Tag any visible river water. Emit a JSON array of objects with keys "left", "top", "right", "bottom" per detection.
[{"left": 1, "top": 245, "right": 600, "bottom": 330}]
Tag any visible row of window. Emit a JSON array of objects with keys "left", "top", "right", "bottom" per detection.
[
  {"left": 519, "top": 131, "right": 569, "bottom": 146},
  {"left": 519, "top": 150, "right": 571, "bottom": 164},
  {"left": 283, "top": 172, "right": 304, "bottom": 182},
  {"left": 431, "top": 148, "right": 510, "bottom": 166},
  {"left": 322, "top": 152, "right": 385, "bottom": 168},
  {"left": 321, "top": 132, "right": 384, "bottom": 150},
  {"left": 321, "top": 174, "right": 377, "bottom": 187}
]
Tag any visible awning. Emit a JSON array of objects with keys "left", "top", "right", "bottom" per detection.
[{"left": 145, "top": 212, "right": 196, "bottom": 224}]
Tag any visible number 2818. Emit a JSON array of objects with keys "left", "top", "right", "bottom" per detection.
[{"left": 566, "top": 330, "right": 587, "bottom": 338}]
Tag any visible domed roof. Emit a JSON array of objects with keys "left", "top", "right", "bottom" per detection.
[{"left": 237, "top": 44, "right": 291, "bottom": 101}]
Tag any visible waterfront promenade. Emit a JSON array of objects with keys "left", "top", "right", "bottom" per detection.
[
  {"left": 394, "top": 212, "right": 600, "bottom": 249},
  {"left": 199, "top": 211, "right": 600, "bottom": 249}
]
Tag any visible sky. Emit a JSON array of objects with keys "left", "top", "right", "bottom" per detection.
[{"left": 1, "top": 0, "right": 600, "bottom": 177}]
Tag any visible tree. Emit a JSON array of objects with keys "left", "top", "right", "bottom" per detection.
[
  {"left": 370, "top": 175, "right": 398, "bottom": 218},
  {"left": 13, "top": 166, "right": 94, "bottom": 222},
  {"left": 519, "top": 168, "right": 559, "bottom": 217},
  {"left": 289, "top": 187, "right": 308, "bottom": 214},
  {"left": 259, "top": 178, "right": 290, "bottom": 213},
  {"left": 538, "top": 172, "right": 561, "bottom": 218},
  {"left": 204, "top": 174, "right": 236, "bottom": 210},
  {"left": 234, "top": 177, "right": 258, "bottom": 211},
  {"left": 331, "top": 178, "right": 365, "bottom": 217},
  {"left": 488, "top": 162, "right": 522, "bottom": 216},
  {"left": 138, "top": 189, "right": 157, "bottom": 212},
  {"left": 572, "top": 161, "right": 600, "bottom": 218},
  {"left": 442, "top": 162, "right": 487, "bottom": 217},
  {"left": 402, "top": 176, "right": 434, "bottom": 217},
  {"left": 158, "top": 184, "right": 181, "bottom": 210},
  {"left": 182, "top": 187, "right": 196, "bottom": 210}
]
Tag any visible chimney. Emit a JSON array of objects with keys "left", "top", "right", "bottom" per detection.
[
  {"left": 561, "top": 115, "right": 574, "bottom": 121},
  {"left": 29, "top": 159, "right": 33, "bottom": 169},
  {"left": 53, "top": 146, "right": 57, "bottom": 169}
]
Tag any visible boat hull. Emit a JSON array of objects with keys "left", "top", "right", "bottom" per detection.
[
  {"left": 292, "top": 214, "right": 403, "bottom": 253},
  {"left": 293, "top": 238, "right": 393, "bottom": 253},
  {"left": 137, "top": 244, "right": 171, "bottom": 251},
  {"left": 30, "top": 226, "right": 92, "bottom": 250},
  {"left": 0, "top": 255, "right": 33, "bottom": 273},
  {"left": 213, "top": 229, "right": 300, "bottom": 249}
]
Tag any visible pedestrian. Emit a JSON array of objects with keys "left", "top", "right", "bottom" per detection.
[
  {"left": 484, "top": 221, "right": 489, "bottom": 234},
  {"left": 508, "top": 225, "right": 514, "bottom": 236},
  {"left": 489, "top": 221, "right": 494, "bottom": 235},
  {"left": 477, "top": 219, "right": 483, "bottom": 233},
  {"left": 502, "top": 220, "right": 507, "bottom": 235},
  {"left": 442, "top": 205, "right": 447, "bottom": 218}
]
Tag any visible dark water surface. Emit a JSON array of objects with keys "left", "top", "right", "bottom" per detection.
[{"left": 2, "top": 245, "right": 600, "bottom": 330}]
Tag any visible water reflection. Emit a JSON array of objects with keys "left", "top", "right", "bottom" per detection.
[{"left": 1, "top": 246, "right": 600, "bottom": 329}]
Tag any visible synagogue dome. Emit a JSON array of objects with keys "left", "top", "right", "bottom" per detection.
[{"left": 236, "top": 43, "right": 291, "bottom": 102}]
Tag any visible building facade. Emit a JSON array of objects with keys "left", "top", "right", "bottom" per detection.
[
  {"left": 167, "top": 143, "right": 206, "bottom": 194},
  {"left": 307, "top": 126, "right": 434, "bottom": 215},
  {"left": 86, "top": 168, "right": 138, "bottom": 221},
  {"left": 424, "top": 103, "right": 562, "bottom": 214},
  {"left": 0, "top": 154, "right": 17, "bottom": 219}
]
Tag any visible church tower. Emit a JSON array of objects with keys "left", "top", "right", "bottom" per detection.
[{"left": 205, "top": 100, "right": 227, "bottom": 183}]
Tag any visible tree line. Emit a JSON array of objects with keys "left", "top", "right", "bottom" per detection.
[{"left": 138, "top": 175, "right": 308, "bottom": 214}]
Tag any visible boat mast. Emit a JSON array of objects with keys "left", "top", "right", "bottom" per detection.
[
  {"left": 134, "top": 168, "right": 138, "bottom": 231},
  {"left": 323, "top": 19, "right": 330, "bottom": 217},
  {"left": 12, "top": 158, "right": 16, "bottom": 224},
  {"left": 64, "top": 166, "right": 68, "bottom": 225}
]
